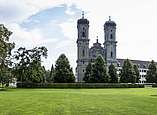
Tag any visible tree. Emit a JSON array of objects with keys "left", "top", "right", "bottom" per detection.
[
  {"left": 120, "top": 59, "right": 136, "bottom": 83},
  {"left": 44, "top": 70, "right": 50, "bottom": 83},
  {"left": 133, "top": 64, "right": 140, "bottom": 83},
  {"left": 53, "top": 54, "right": 75, "bottom": 83},
  {"left": 91, "top": 56, "right": 109, "bottom": 83},
  {"left": 146, "top": 60, "right": 157, "bottom": 83},
  {"left": 45, "top": 64, "right": 54, "bottom": 83},
  {"left": 108, "top": 64, "right": 118, "bottom": 83},
  {"left": 28, "top": 61, "right": 45, "bottom": 83},
  {"left": 0, "top": 24, "right": 15, "bottom": 86},
  {"left": 13, "top": 47, "right": 47, "bottom": 83},
  {"left": 83, "top": 62, "right": 93, "bottom": 83}
]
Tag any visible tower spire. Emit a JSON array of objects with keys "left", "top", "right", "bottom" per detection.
[
  {"left": 96, "top": 36, "right": 98, "bottom": 43},
  {"left": 82, "top": 11, "right": 84, "bottom": 19},
  {"left": 109, "top": 16, "right": 111, "bottom": 21}
]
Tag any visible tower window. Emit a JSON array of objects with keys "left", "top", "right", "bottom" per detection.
[
  {"left": 110, "top": 34, "right": 113, "bottom": 39},
  {"left": 83, "top": 49, "right": 85, "bottom": 57},
  {"left": 82, "top": 27, "right": 86, "bottom": 37},
  {"left": 111, "top": 52, "right": 113, "bottom": 58},
  {"left": 82, "top": 32, "right": 86, "bottom": 37}
]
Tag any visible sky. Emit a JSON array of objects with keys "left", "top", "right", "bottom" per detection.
[{"left": 0, "top": 0, "right": 157, "bottom": 72}]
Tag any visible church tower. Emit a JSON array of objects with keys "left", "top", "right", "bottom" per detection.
[
  {"left": 76, "top": 12, "right": 90, "bottom": 82},
  {"left": 104, "top": 16, "right": 117, "bottom": 66}
]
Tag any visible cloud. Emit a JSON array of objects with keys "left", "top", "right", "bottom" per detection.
[
  {"left": 0, "top": 0, "right": 67, "bottom": 24},
  {"left": 8, "top": 24, "right": 69, "bottom": 69},
  {"left": 0, "top": 0, "right": 35, "bottom": 24},
  {"left": 8, "top": 24, "right": 42, "bottom": 47}
]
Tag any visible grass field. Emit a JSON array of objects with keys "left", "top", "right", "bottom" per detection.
[{"left": 0, "top": 88, "right": 157, "bottom": 115}]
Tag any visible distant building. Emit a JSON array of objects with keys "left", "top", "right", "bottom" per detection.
[
  {"left": 9, "top": 78, "right": 17, "bottom": 87},
  {"left": 76, "top": 12, "right": 152, "bottom": 83},
  {"left": 117, "top": 59, "right": 151, "bottom": 83}
]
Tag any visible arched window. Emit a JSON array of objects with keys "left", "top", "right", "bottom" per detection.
[
  {"left": 111, "top": 52, "right": 113, "bottom": 58},
  {"left": 110, "top": 34, "right": 113, "bottom": 39}
]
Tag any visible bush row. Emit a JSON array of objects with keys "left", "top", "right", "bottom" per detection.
[
  {"left": 17, "top": 82, "right": 145, "bottom": 88},
  {"left": 152, "top": 84, "right": 157, "bottom": 87},
  {"left": 0, "top": 88, "right": 7, "bottom": 91}
]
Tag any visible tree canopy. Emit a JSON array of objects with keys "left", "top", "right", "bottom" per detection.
[
  {"left": 13, "top": 47, "right": 48, "bottom": 83},
  {"left": 53, "top": 54, "right": 75, "bottom": 83},
  {"left": 133, "top": 64, "right": 140, "bottom": 83},
  {"left": 45, "top": 64, "right": 54, "bottom": 83},
  {"left": 120, "top": 59, "right": 136, "bottom": 83},
  {"left": 83, "top": 62, "right": 93, "bottom": 83},
  {"left": 146, "top": 60, "right": 157, "bottom": 83},
  {"left": 0, "top": 24, "right": 15, "bottom": 86},
  {"left": 84, "top": 56, "right": 109, "bottom": 83},
  {"left": 108, "top": 64, "right": 118, "bottom": 83}
]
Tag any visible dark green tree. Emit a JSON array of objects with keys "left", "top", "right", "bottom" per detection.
[
  {"left": 44, "top": 70, "right": 50, "bottom": 83},
  {"left": 91, "top": 56, "right": 109, "bottom": 83},
  {"left": 0, "top": 24, "right": 15, "bottom": 86},
  {"left": 83, "top": 62, "right": 93, "bottom": 82},
  {"left": 146, "top": 60, "right": 157, "bottom": 83},
  {"left": 28, "top": 61, "right": 45, "bottom": 83},
  {"left": 133, "top": 64, "right": 140, "bottom": 83},
  {"left": 120, "top": 59, "right": 136, "bottom": 83},
  {"left": 53, "top": 54, "right": 75, "bottom": 83},
  {"left": 45, "top": 64, "right": 54, "bottom": 83},
  {"left": 13, "top": 47, "right": 47, "bottom": 83},
  {"left": 108, "top": 64, "right": 118, "bottom": 83}
]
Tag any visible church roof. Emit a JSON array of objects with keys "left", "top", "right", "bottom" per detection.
[
  {"left": 90, "top": 39, "right": 103, "bottom": 50},
  {"left": 93, "top": 39, "right": 101, "bottom": 47},
  {"left": 89, "top": 39, "right": 105, "bottom": 59},
  {"left": 117, "top": 59, "right": 154, "bottom": 69},
  {"left": 104, "top": 16, "right": 116, "bottom": 27},
  {"left": 77, "top": 19, "right": 89, "bottom": 24},
  {"left": 77, "top": 11, "right": 89, "bottom": 24}
]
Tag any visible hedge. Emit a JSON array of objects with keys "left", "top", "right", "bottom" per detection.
[
  {"left": 17, "top": 82, "right": 145, "bottom": 88},
  {"left": 152, "top": 84, "right": 157, "bottom": 87},
  {"left": 0, "top": 88, "right": 7, "bottom": 91}
]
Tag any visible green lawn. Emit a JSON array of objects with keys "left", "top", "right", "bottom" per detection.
[{"left": 0, "top": 88, "right": 157, "bottom": 115}]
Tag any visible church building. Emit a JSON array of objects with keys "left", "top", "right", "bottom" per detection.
[{"left": 76, "top": 12, "right": 151, "bottom": 83}]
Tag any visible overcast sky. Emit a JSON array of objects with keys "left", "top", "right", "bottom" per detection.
[{"left": 0, "top": 0, "right": 157, "bottom": 71}]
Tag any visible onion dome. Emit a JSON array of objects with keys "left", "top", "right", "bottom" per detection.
[
  {"left": 104, "top": 16, "right": 116, "bottom": 27},
  {"left": 77, "top": 11, "right": 89, "bottom": 24}
]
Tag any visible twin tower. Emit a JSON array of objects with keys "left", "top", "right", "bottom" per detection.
[{"left": 76, "top": 13, "right": 117, "bottom": 82}]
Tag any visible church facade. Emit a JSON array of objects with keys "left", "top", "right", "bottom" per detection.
[{"left": 76, "top": 13, "right": 150, "bottom": 83}]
